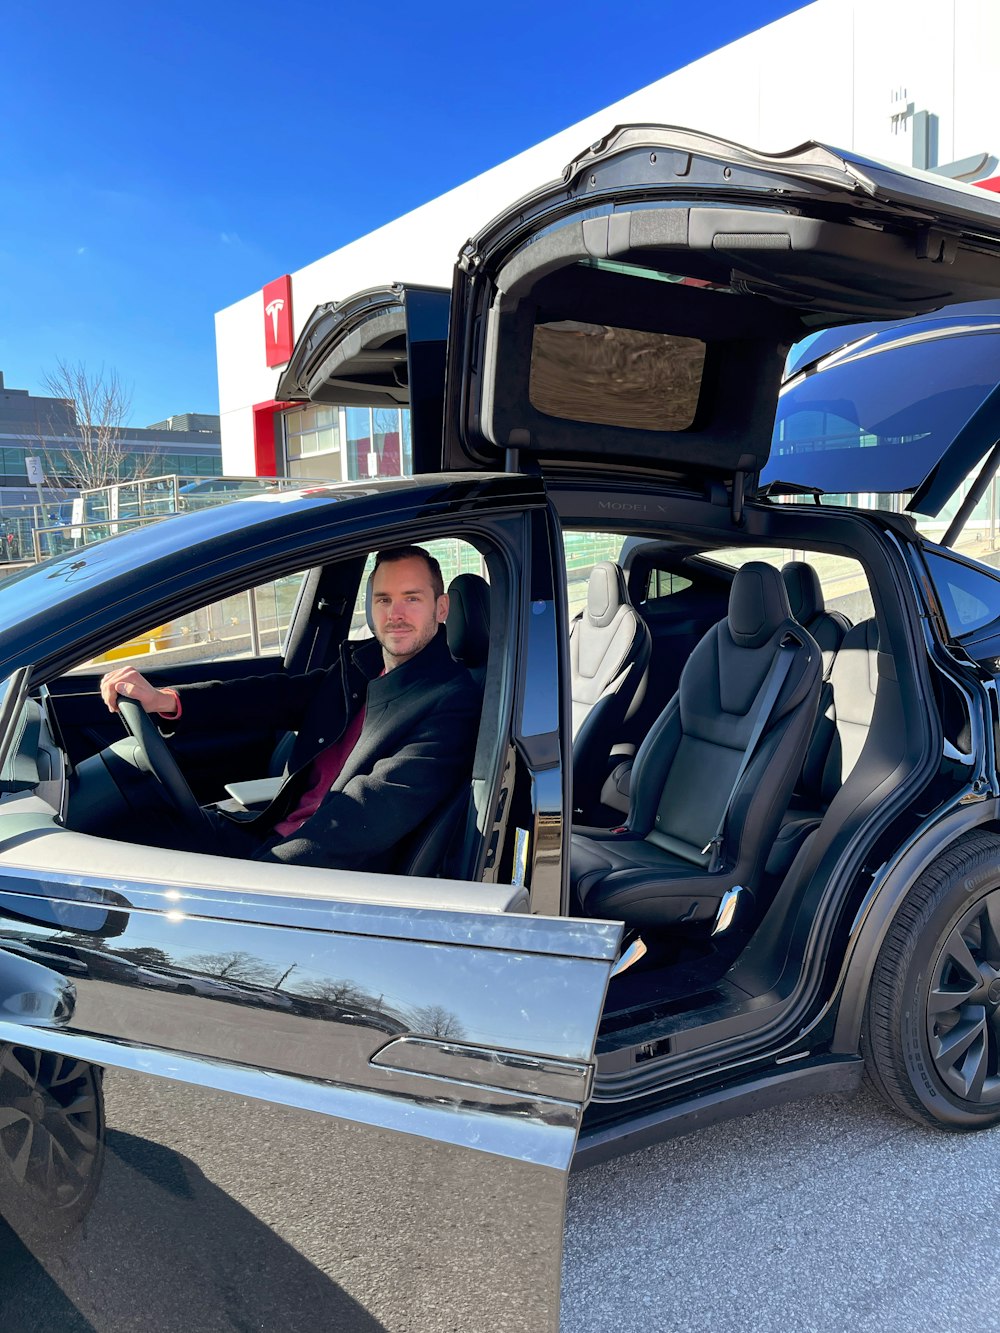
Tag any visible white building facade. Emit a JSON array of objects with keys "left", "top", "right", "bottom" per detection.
[{"left": 214, "top": 0, "right": 1000, "bottom": 478}]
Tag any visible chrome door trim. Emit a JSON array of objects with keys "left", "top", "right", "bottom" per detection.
[{"left": 0, "top": 867, "right": 621, "bottom": 1172}]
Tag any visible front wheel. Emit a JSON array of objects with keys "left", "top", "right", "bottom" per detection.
[
  {"left": 0, "top": 1044, "right": 105, "bottom": 1238},
  {"left": 863, "top": 830, "right": 1000, "bottom": 1130}
]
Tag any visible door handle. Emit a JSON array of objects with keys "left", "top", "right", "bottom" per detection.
[{"left": 372, "top": 1036, "right": 593, "bottom": 1102}]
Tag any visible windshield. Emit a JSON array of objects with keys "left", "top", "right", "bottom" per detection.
[{"left": 764, "top": 327, "right": 1000, "bottom": 507}]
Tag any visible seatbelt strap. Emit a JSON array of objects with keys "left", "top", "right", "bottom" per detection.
[{"left": 702, "top": 632, "right": 800, "bottom": 873}]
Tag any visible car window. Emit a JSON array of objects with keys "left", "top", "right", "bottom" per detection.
[
  {"left": 909, "top": 461, "right": 1000, "bottom": 565},
  {"left": 563, "top": 531, "right": 628, "bottom": 620},
  {"left": 766, "top": 327, "right": 1000, "bottom": 498},
  {"left": 703, "top": 546, "right": 875, "bottom": 625},
  {"left": 73, "top": 570, "right": 309, "bottom": 673},
  {"left": 924, "top": 549, "right": 1000, "bottom": 639},
  {"left": 639, "top": 568, "right": 693, "bottom": 608},
  {"left": 348, "top": 538, "right": 488, "bottom": 638}
]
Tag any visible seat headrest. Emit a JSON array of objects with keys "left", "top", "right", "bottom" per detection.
[
  {"left": 837, "top": 615, "right": 879, "bottom": 659},
  {"left": 829, "top": 617, "right": 880, "bottom": 723},
  {"left": 586, "top": 562, "right": 627, "bottom": 628},
  {"left": 781, "top": 561, "right": 824, "bottom": 626},
  {"left": 446, "top": 573, "right": 490, "bottom": 670},
  {"left": 728, "top": 562, "right": 792, "bottom": 648}
]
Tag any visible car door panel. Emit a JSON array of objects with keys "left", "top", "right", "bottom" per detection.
[
  {"left": 0, "top": 818, "right": 619, "bottom": 1331},
  {"left": 2, "top": 1063, "right": 574, "bottom": 1333}
]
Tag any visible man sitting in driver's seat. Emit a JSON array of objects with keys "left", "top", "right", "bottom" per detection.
[{"left": 99, "top": 545, "right": 481, "bottom": 873}]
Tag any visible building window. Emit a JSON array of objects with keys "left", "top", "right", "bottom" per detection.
[
  {"left": 345, "top": 407, "right": 410, "bottom": 481},
  {"left": 282, "top": 405, "right": 342, "bottom": 481},
  {"left": 346, "top": 407, "right": 372, "bottom": 481},
  {"left": 401, "top": 412, "right": 413, "bottom": 475}
]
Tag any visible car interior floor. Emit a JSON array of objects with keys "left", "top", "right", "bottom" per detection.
[{"left": 597, "top": 926, "right": 748, "bottom": 1033}]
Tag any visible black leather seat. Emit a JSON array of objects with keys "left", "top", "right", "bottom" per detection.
[
  {"left": 572, "top": 562, "right": 821, "bottom": 930},
  {"left": 781, "top": 561, "right": 851, "bottom": 677},
  {"left": 765, "top": 617, "right": 879, "bottom": 878},
  {"left": 598, "top": 560, "right": 851, "bottom": 821},
  {"left": 570, "top": 561, "right": 651, "bottom": 818}
]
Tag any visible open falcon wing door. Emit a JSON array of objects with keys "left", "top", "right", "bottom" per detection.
[
  {"left": 278, "top": 283, "right": 450, "bottom": 476},
  {"left": 444, "top": 125, "right": 1000, "bottom": 504}
]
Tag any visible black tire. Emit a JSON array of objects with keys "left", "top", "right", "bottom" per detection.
[
  {"left": 863, "top": 829, "right": 1000, "bottom": 1130},
  {"left": 0, "top": 1044, "right": 105, "bottom": 1239}
]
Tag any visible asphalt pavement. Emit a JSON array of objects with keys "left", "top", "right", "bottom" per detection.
[
  {"left": 562, "top": 1083, "right": 1000, "bottom": 1333},
  {"left": 4, "top": 1062, "right": 999, "bottom": 1331}
]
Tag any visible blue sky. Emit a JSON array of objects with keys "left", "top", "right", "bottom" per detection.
[{"left": 0, "top": 0, "right": 806, "bottom": 425}]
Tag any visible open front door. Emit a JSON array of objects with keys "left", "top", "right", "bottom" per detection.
[
  {"left": 0, "top": 865, "right": 618, "bottom": 1331},
  {"left": 0, "top": 468, "right": 616, "bottom": 1331}
]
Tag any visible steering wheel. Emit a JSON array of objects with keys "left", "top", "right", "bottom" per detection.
[{"left": 117, "top": 697, "right": 207, "bottom": 827}]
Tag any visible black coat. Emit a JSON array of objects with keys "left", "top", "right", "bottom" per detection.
[{"left": 172, "top": 628, "right": 481, "bottom": 871}]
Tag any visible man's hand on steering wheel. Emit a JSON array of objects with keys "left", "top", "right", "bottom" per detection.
[
  {"left": 115, "top": 698, "right": 207, "bottom": 825},
  {"left": 100, "top": 668, "right": 200, "bottom": 827},
  {"left": 100, "top": 671, "right": 206, "bottom": 827},
  {"left": 100, "top": 666, "right": 179, "bottom": 718}
]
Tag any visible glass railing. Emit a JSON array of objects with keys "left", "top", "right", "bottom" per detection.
[{"left": 0, "top": 475, "right": 333, "bottom": 565}]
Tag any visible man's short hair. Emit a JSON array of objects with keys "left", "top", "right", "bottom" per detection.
[{"left": 373, "top": 545, "right": 445, "bottom": 600}]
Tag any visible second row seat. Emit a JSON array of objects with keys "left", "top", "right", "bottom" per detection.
[
  {"left": 569, "top": 561, "right": 651, "bottom": 819},
  {"left": 597, "top": 557, "right": 851, "bottom": 819},
  {"left": 764, "top": 616, "right": 880, "bottom": 879},
  {"left": 572, "top": 563, "right": 821, "bottom": 931}
]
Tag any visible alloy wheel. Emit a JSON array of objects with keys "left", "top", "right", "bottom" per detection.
[
  {"left": 926, "top": 891, "right": 1000, "bottom": 1105},
  {"left": 0, "top": 1044, "right": 103, "bottom": 1219}
]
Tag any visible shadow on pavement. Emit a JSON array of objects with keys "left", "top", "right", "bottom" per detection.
[{"left": 0, "top": 1128, "right": 388, "bottom": 1333}]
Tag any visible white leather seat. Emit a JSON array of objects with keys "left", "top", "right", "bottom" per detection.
[{"left": 569, "top": 562, "right": 650, "bottom": 819}]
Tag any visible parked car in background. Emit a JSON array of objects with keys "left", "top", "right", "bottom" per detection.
[{"left": 4, "top": 128, "right": 1000, "bottom": 1330}]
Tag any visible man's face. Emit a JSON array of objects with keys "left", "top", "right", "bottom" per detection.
[{"left": 371, "top": 555, "right": 448, "bottom": 670}]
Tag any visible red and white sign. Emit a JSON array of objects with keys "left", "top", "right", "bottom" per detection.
[
  {"left": 973, "top": 176, "right": 1000, "bottom": 193},
  {"left": 262, "top": 275, "right": 294, "bottom": 367}
]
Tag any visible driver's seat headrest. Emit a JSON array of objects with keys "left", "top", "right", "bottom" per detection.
[{"left": 447, "top": 573, "right": 490, "bottom": 671}]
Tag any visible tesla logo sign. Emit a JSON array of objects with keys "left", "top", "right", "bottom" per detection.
[
  {"left": 262, "top": 275, "right": 294, "bottom": 367},
  {"left": 265, "top": 298, "right": 284, "bottom": 339}
]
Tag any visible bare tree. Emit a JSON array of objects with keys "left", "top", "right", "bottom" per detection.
[
  {"left": 33, "top": 360, "right": 159, "bottom": 491},
  {"left": 185, "top": 950, "right": 281, "bottom": 986},
  {"left": 298, "top": 977, "right": 371, "bottom": 1008},
  {"left": 411, "top": 1003, "right": 466, "bottom": 1041}
]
